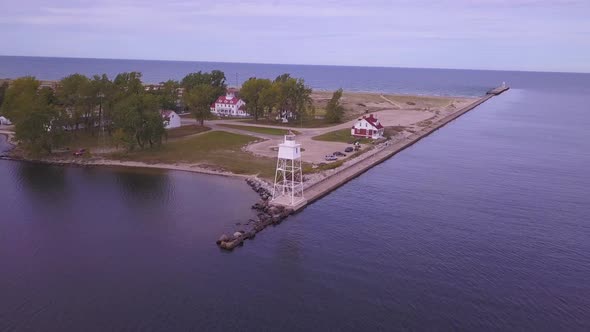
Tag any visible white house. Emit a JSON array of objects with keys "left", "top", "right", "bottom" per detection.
[
  {"left": 210, "top": 88, "right": 248, "bottom": 117},
  {"left": 0, "top": 116, "right": 11, "bottom": 125},
  {"left": 351, "top": 114, "right": 384, "bottom": 139},
  {"left": 161, "top": 110, "right": 181, "bottom": 129}
]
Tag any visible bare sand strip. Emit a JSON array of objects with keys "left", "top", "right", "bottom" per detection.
[{"left": 296, "top": 94, "right": 497, "bottom": 210}]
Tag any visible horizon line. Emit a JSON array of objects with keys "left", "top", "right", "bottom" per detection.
[{"left": 1, "top": 54, "right": 589, "bottom": 76}]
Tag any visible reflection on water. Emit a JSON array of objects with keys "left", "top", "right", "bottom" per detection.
[
  {"left": 0, "top": 134, "right": 12, "bottom": 156},
  {"left": 15, "top": 162, "right": 68, "bottom": 195},
  {"left": 113, "top": 168, "right": 173, "bottom": 205}
]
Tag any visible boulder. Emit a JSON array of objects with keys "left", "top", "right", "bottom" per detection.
[
  {"left": 216, "top": 234, "right": 229, "bottom": 245},
  {"left": 233, "top": 231, "right": 244, "bottom": 238},
  {"left": 220, "top": 240, "right": 239, "bottom": 250}
]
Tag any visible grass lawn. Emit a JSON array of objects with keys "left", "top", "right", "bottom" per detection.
[
  {"left": 111, "top": 131, "right": 276, "bottom": 178},
  {"left": 217, "top": 124, "right": 300, "bottom": 136},
  {"left": 312, "top": 128, "right": 372, "bottom": 144},
  {"left": 166, "top": 125, "right": 211, "bottom": 139},
  {"left": 57, "top": 125, "right": 211, "bottom": 152}
]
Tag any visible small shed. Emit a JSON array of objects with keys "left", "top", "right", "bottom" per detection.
[{"left": 161, "top": 110, "right": 181, "bottom": 129}]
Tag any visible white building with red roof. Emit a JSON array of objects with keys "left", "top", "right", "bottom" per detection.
[
  {"left": 351, "top": 114, "right": 384, "bottom": 139},
  {"left": 210, "top": 88, "right": 249, "bottom": 117},
  {"left": 161, "top": 110, "right": 181, "bottom": 129}
]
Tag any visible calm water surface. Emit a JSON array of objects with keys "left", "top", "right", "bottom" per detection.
[
  {"left": 1, "top": 62, "right": 590, "bottom": 331},
  {"left": 2, "top": 55, "right": 589, "bottom": 96}
]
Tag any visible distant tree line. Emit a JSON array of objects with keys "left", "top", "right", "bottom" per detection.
[{"left": 0, "top": 69, "right": 331, "bottom": 155}]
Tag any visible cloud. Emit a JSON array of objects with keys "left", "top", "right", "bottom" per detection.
[{"left": 0, "top": 0, "right": 589, "bottom": 72}]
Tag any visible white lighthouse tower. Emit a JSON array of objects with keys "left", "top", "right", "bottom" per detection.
[{"left": 272, "top": 133, "right": 304, "bottom": 206}]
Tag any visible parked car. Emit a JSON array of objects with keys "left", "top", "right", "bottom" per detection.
[
  {"left": 333, "top": 151, "right": 346, "bottom": 157},
  {"left": 73, "top": 148, "right": 86, "bottom": 157},
  {"left": 325, "top": 154, "right": 337, "bottom": 161},
  {"left": 344, "top": 147, "right": 354, "bottom": 153}
]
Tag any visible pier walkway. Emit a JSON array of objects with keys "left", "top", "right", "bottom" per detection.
[{"left": 277, "top": 86, "right": 509, "bottom": 212}]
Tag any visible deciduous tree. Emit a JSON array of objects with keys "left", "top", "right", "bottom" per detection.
[
  {"left": 240, "top": 78, "right": 273, "bottom": 121},
  {"left": 325, "top": 88, "right": 345, "bottom": 123},
  {"left": 56, "top": 73, "right": 91, "bottom": 131},
  {"left": 0, "top": 81, "right": 8, "bottom": 110},
  {"left": 273, "top": 74, "right": 313, "bottom": 122},
  {"left": 181, "top": 70, "right": 227, "bottom": 99},
  {"left": 183, "top": 84, "right": 217, "bottom": 126},
  {"left": 1, "top": 77, "right": 66, "bottom": 154},
  {"left": 111, "top": 93, "right": 165, "bottom": 150}
]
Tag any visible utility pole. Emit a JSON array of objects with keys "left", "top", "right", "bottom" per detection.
[{"left": 97, "top": 92, "right": 105, "bottom": 148}]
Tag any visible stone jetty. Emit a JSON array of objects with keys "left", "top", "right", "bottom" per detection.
[{"left": 216, "top": 178, "right": 294, "bottom": 250}]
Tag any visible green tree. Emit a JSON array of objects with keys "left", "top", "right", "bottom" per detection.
[
  {"left": 56, "top": 73, "right": 91, "bottom": 131},
  {"left": 155, "top": 80, "right": 180, "bottom": 110},
  {"left": 240, "top": 77, "right": 273, "bottom": 121},
  {"left": 325, "top": 88, "right": 345, "bottom": 123},
  {"left": 259, "top": 83, "right": 279, "bottom": 120},
  {"left": 181, "top": 70, "right": 227, "bottom": 99},
  {"left": 113, "top": 72, "right": 144, "bottom": 97},
  {"left": 272, "top": 74, "right": 313, "bottom": 122},
  {"left": 183, "top": 84, "right": 217, "bottom": 126},
  {"left": 0, "top": 81, "right": 8, "bottom": 110},
  {"left": 111, "top": 93, "right": 165, "bottom": 150},
  {"left": 1, "top": 77, "right": 66, "bottom": 154},
  {"left": 88, "top": 74, "right": 114, "bottom": 135}
]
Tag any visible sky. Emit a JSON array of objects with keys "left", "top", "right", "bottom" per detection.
[{"left": 1, "top": 0, "right": 589, "bottom": 73}]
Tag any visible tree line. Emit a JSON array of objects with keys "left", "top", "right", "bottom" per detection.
[
  {"left": 0, "top": 70, "right": 229, "bottom": 154},
  {"left": 0, "top": 70, "right": 336, "bottom": 155}
]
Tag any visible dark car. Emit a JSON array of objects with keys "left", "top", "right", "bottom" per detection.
[
  {"left": 344, "top": 147, "right": 354, "bottom": 153},
  {"left": 333, "top": 151, "right": 346, "bottom": 157},
  {"left": 73, "top": 148, "right": 86, "bottom": 157}
]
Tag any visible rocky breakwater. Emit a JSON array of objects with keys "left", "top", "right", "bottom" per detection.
[{"left": 216, "top": 178, "right": 294, "bottom": 251}]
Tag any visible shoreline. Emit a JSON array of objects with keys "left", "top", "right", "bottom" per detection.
[
  {"left": 0, "top": 89, "right": 503, "bottom": 186},
  {"left": 2, "top": 86, "right": 509, "bottom": 251},
  {"left": 0, "top": 153, "right": 251, "bottom": 180}
]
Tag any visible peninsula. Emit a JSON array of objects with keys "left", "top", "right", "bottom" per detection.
[{"left": 0, "top": 72, "right": 508, "bottom": 250}]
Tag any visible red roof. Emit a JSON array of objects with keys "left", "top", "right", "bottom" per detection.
[
  {"left": 363, "top": 114, "right": 383, "bottom": 129},
  {"left": 215, "top": 95, "right": 241, "bottom": 105}
]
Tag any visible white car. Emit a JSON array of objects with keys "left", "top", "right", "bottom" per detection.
[{"left": 325, "top": 154, "right": 337, "bottom": 161}]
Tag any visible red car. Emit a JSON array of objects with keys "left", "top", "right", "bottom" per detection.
[{"left": 73, "top": 148, "right": 86, "bottom": 156}]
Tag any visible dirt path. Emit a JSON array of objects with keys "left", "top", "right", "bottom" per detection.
[{"left": 379, "top": 94, "right": 403, "bottom": 109}]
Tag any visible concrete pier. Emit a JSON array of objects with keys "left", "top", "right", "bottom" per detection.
[
  {"left": 487, "top": 85, "right": 510, "bottom": 95},
  {"left": 281, "top": 86, "right": 508, "bottom": 212},
  {"left": 220, "top": 85, "right": 509, "bottom": 250}
]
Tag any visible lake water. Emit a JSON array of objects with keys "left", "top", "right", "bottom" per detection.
[{"left": 1, "top": 58, "right": 590, "bottom": 331}]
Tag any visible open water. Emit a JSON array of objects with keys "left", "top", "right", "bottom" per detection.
[{"left": 1, "top": 57, "right": 590, "bottom": 331}]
